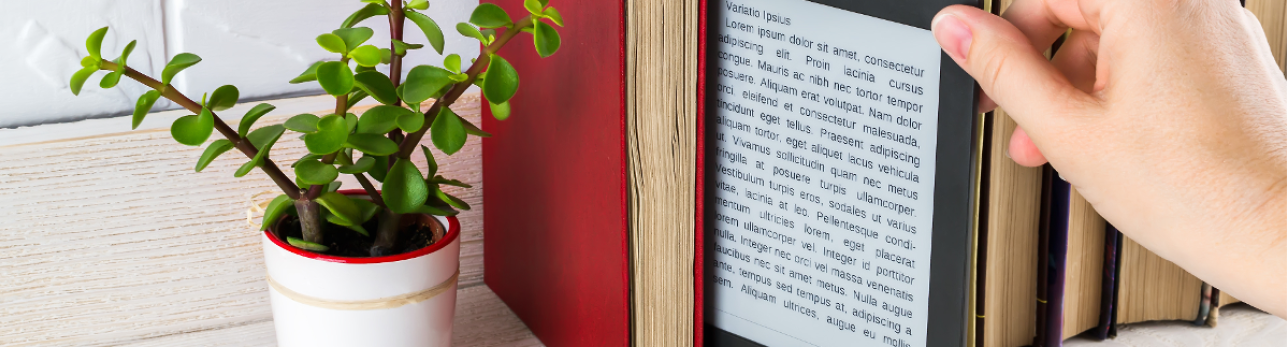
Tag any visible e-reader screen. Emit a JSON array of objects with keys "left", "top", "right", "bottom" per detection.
[{"left": 703, "top": 1, "right": 981, "bottom": 346}]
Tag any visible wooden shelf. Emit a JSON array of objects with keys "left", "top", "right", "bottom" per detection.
[{"left": 113, "top": 285, "right": 543, "bottom": 347}]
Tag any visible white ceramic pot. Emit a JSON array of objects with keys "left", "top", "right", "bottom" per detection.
[{"left": 261, "top": 201, "right": 460, "bottom": 347}]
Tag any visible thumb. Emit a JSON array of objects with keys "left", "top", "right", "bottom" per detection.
[{"left": 931, "top": 5, "right": 1097, "bottom": 137}]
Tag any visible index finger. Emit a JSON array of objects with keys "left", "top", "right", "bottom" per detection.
[{"left": 1001, "top": 0, "right": 1102, "bottom": 48}]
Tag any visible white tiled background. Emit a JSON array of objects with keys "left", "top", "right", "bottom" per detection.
[{"left": 0, "top": 0, "right": 479, "bottom": 128}]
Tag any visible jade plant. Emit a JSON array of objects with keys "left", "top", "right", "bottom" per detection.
[{"left": 69, "top": 0, "right": 564, "bottom": 256}]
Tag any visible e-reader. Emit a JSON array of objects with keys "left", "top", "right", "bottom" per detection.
[{"left": 703, "top": 1, "right": 983, "bottom": 346}]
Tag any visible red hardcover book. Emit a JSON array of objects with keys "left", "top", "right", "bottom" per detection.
[{"left": 482, "top": 0, "right": 707, "bottom": 346}]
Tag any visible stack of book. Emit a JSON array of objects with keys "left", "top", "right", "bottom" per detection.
[{"left": 973, "top": 1, "right": 1280, "bottom": 346}]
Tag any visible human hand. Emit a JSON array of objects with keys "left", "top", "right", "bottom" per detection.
[{"left": 931, "top": 0, "right": 1287, "bottom": 317}]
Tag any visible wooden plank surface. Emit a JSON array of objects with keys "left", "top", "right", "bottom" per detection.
[
  {"left": 111, "top": 286, "right": 542, "bottom": 347},
  {"left": 0, "top": 94, "right": 502, "bottom": 346}
]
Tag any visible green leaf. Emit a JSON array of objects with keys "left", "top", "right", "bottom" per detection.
[
  {"left": 238, "top": 103, "right": 277, "bottom": 138},
  {"left": 237, "top": 124, "right": 286, "bottom": 177},
  {"left": 383, "top": 159, "right": 429, "bottom": 214},
  {"left": 538, "top": 0, "right": 550, "bottom": 7},
  {"left": 112, "top": 40, "right": 137, "bottom": 72},
  {"left": 293, "top": 154, "right": 323, "bottom": 168},
  {"left": 358, "top": 105, "right": 410, "bottom": 133},
  {"left": 470, "top": 3, "right": 513, "bottom": 28},
  {"left": 444, "top": 54, "right": 461, "bottom": 74},
  {"left": 400, "top": 65, "right": 454, "bottom": 104},
  {"left": 342, "top": 3, "right": 391, "bottom": 29},
  {"left": 289, "top": 61, "right": 324, "bottom": 84},
  {"left": 523, "top": 0, "right": 543, "bottom": 15},
  {"left": 349, "top": 45, "right": 382, "bottom": 67},
  {"left": 397, "top": 110, "right": 426, "bottom": 133},
  {"left": 415, "top": 204, "right": 458, "bottom": 216},
  {"left": 407, "top": 0, "right": 429, "bottom": 10},
  {"left": 405, "top": 9, "right": 446, "bottom": 54},
  {"left": 303, "top": 114, "right": 349, "bottom": 154},
  {"left": 261, "top": 195, "right": 294, "bottom": 231},
  {"left": 391, "top": 39, "right": 423, "bottom": 56},
  {"left": 462, "top": 117, "right": 492, "bottom": 137},
  {"left": 132, "top": 90, "right": 161, "bottom": 129},
  {"left": 249, "top": 125, "right": 286, "bottom": 154},
  {"left": 326, "top": 213, "right": 369, "bottom": 236},
  {"left": 86, "top": 27, "right": 109, "bottom": 59},
  {"left": 317, "top": 61, "right": 354, "bottom": 96},
  {"left": 235, "top": 160, "right": 258, "bottom": 178},
  {"left": 332, "top": 27, "right": 375, "bottom": 53},
  {"left": 81, "top": 56, "right": 100, "bottom": 69},
  {"left": 287, "top": 237, "right": 329, "bottom": 252},
  {"left": 171, "top": 109, "right": 215, "bottom": 146},
  {"left": 295, "top": 159, "right": 339, "bottom": 186},
  {"left": 421, "top": 145, "right": 438, "bottom": 177},
  {"left": 338, "top": 156, "right": 376, "bottom": 174},
  {"left": 430, "top": 107, "right": 467, "bottom": 155},
  {"left": 162, "top": 53, "right": 202, "bottom": 85},
  {"left": 69, "top": 67, "right": 96, "bottom": 96},
  {"left": 437, "top": 190, "right": 471, "bottom": 210},
  {"left": 348, "top": 90, "right": 369, "bottom": 108},
  {"left": 489, "top": 100, "right": 511, "bottom": 121},
  {"left": 456, "top": 23, "right": 486, "bottom": 43},
  {"left": 353, "top": 71, "right": 398, "bottom": 105},
  {"left": 367, "top": 155, "right": 390, "bottom": 182},
  {"left": 196, "top": 139, "right": 235, "bottom": 172},
  {"left": 207, "top": 85, "right": 239, "bottom": 111},
  {"left": 345, "top": 133, "right": 399, "bottom": 156},
  {"left": 433, "top": 176, "right": 473, "bottom": 188},
  {"left": 316, "top": 33, "right": 347, "bottom": 54},
  {"left": 482, "top": 54, "right": 519, "bottom": 103},
  {"left": 284, "top": 113, "right": 321, "bottom": 133},
  {"left": 533, "top": 22, "right": 561, "bottom": 58},
  {"left": 544, "top": 6, "right": 564, "bottom": 26},
  {"left": 345, "top": 112, "right": 359, "bottom": 132},
  {"left": 99, "top": 70, "right": 123, "bottom": 89},
  {"left": 380, "top": 48, "right": 392, "bottom": 64},
  {"left": 353, "top": 198, "right": 380, "bottom": 223}
]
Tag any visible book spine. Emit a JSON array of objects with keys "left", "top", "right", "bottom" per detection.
[
  {"left": 1194, "top": 283, "right": 1213, "bottom": 325},
  {"left": 1093, "top": 224, "right": 1121, "bottom": 340},
  {"left": 695, "top": 0, "right": 708, "bottom": 346},
  {"left": 1208, "top": 287, "right": 1222, "bottom": 327},
  {"left": 1043, "top": 173, "right": 1073, "bottom": 347},
  {"left": 1033, "top": 165, "right": 1054, "bottom": 347}
]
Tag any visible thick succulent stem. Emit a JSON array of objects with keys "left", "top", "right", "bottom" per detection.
[
  {"left": 370, "top": 207, "right": 401, "bottom": 256},
  {"left": 294, "top": 198, "right": 324, "bottom": 244},
  {"left": 387, "top": 0, "right": 407, "bottom": 143},
  {"left": 103, "top": 61, "right": 302, "bottom": 200}
]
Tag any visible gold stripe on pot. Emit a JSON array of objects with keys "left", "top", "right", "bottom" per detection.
[{"left": 266, "top": 269, "right": 459, "bottom": 310}]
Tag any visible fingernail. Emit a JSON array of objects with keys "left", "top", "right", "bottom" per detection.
[
  {"left": 1005, "top": 148, "right": 1011, "bottom": 159},
  {"left": 932, "top": 14, "right": 972, "bottom": 61}
]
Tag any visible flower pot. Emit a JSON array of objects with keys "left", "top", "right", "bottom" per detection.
[{"left": 261, "top": 190, "right": 460, "bottom": 347}]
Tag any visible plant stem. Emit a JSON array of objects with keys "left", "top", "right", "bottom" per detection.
[
  {"left": 372, "top": 1, "right": 410, "bottom": 256},
  {"left": 387, "top": 1, "right": 408, "bottom": 157},
  {"left": 105, "top": 61, "right": 302, "bottom": 199},
  {"left": 354, "top": 173, "right": 385, "bottom": 207},
  {"left": 393, "top": 16, "right": 533, "bottom": 160},
  {"left": 370, "top": 207, "right": 401, "bottom": 256},
  {"left": 294, "top": 198, "right": 324, "bottom": 244}
]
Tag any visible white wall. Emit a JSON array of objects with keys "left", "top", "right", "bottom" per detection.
[{"left": 0, "top": 0, "right": 478, "bottom": 128}]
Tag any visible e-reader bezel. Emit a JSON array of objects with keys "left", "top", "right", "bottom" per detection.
[{"left": 702, "top": 1, "right": 982, "bottom": 346}]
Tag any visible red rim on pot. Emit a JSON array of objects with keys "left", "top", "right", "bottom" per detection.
[{"left": 263, "top": 189, "right": 461, "bottom": 264}]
